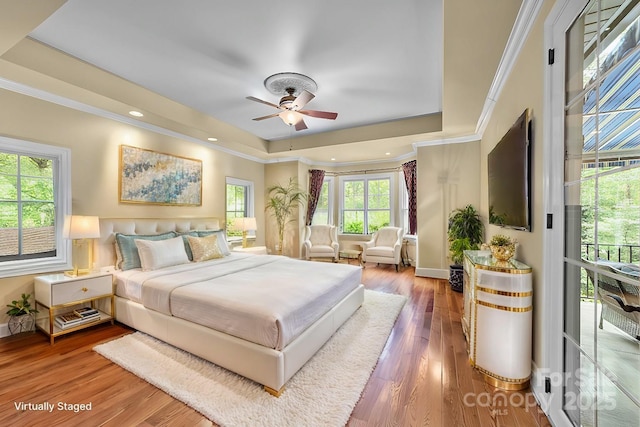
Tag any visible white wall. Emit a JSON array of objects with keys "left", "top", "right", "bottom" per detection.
[{"left": 416, "top": 141, "right": 481, "bottom": 278}]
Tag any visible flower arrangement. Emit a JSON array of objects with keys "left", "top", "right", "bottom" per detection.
[
  {"left": 489, "top": 234, "right": 516, "bottom": 261},
  {"left": 489, "top": 234, "right": 513, "bottom": 246},
  {"left": 6, "top": 293, "right": 38, "bottom": 316}
]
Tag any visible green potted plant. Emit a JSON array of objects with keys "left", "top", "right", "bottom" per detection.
[
  {"left": 265, "top": 177, "right": 307, "bottom": 256},
  {"left": 447, "top": 205, "right": 484, "bottom": 292},
  {"left": 6, "top": 293, "right": 38, "bottom": 335}
]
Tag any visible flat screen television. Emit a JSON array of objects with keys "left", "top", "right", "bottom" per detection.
[{"left": 487, "top": 108, "right": 532, "bottom": 231}]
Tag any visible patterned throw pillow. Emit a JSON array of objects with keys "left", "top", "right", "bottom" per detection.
[
  {"left": 187, "top": 234, "right": 224, "bottom": 262},
  {"left": 197, "top": 229, "right": 231, "bottom": 255}
]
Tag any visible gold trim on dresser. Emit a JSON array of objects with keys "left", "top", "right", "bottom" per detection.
[
  {"left": 476, "top": 286, "right": 533, "bottom": 297},
  {"left": 476, "top": 300, "right": 533, "bottom": 313}
]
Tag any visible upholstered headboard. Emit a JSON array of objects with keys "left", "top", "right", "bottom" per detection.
[{"left": 96, "top": 217, "right": 221, "bottom": 269}]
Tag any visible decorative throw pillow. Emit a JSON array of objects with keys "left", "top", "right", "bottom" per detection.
[
  {"left": 115, "top": 231, "right": 177, "bottom": 270},
  {"left": 135, "top": 236, "right": 190, "bottom": 271},
  {"left": 197, "top": 229, "right": 231, "bottom": 255},
  {"left": 187, "top": 234, "right": 224, "bottom": 262}
]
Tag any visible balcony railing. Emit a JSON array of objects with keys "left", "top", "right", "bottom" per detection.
[
  {"left": 580, "top": 243, "right": 640, "bottom": 299},
  {"left": 582, "top": 243, "right": 640, "bottom": 264}
]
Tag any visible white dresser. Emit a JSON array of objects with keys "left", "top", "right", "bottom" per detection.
[{"left": 463, "top": 250, "right": 532, "bottom": 390}]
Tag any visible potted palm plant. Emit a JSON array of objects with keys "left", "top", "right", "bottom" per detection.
[
  {"left": 448, "top": 205, "right": 484, "bottom": 292},
  {"left": 6, "top": 293, "right": 38, "bottom": 335},
  {"left": 265, "top": 177, "right": 307, "bottom": 256}
]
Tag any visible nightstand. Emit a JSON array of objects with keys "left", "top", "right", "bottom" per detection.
[
  {"left": 232, "top": 246, "right": 268, "bottom": 255},
  {"left": 34, "top": 272, "right": 114, "bottom": 344}
]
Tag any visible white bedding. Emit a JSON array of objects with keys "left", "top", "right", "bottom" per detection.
[{"left": 113, "top": 253, "right": 362, "bottom": 350}]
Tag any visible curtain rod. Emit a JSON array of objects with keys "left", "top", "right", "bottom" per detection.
[{"left": 317, "top": 166, "right": 402, "bottom": 176}]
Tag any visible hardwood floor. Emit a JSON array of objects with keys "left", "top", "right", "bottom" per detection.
[{"left": 0, "top": 264, "right": 551, "bottom": 426}]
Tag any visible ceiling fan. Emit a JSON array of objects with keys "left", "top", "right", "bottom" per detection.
[{"left": 247, "top": 87, "right": 338, "bottom": 131}]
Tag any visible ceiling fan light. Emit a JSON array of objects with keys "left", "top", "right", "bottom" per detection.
[{"left": 282, "top": 111, "right": 298, "bottom": 126}]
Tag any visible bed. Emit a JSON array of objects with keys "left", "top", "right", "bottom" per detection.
[{"left": 95, "top": 218, "right": 365, "bottom": 396}]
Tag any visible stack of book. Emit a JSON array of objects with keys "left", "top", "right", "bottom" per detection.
[{"left": 55, "top": 307, "right": 100, "bottom": 329}]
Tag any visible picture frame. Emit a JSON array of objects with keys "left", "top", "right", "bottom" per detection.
[{"left": 119, "top": 145, "right": 202, "bottom": 206}]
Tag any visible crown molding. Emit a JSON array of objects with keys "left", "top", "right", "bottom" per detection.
[
  {"left": 0, "top": 76, "right": 268, "bottom": 164},
  {"left": 413, "top": 133, "right": 481, "bottom": 149},
  {"left": 475, "top": 0, "right": 544, "bottom": 137}
]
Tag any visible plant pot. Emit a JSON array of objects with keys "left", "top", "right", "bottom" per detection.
[
  {"left": 490, "top": 244, "right": 515, "bottom": 262},
  {"left": 449, "top": 264, "right": 464, "bottom": 293},
  {"left": 8, "top": 313, "right": 35, "bottom": 335}
]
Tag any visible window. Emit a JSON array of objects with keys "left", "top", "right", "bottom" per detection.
[
  {"left": 225, "top": 177, "right": 254, "bottom": 236},
  {"left": 0, "top": 137, "right": 71, "bottom": 278},
  {"left": 311, "top": 177, "right": 333, "bottom": 225},
  {"left": 339, "top": 173, "right": 393, "bottom": 234}
]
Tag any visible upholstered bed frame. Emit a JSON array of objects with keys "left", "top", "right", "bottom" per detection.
[{"left": 95, "top": 217, "right": 365, "bottom": 396}]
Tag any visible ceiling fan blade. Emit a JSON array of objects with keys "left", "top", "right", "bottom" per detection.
[
  {"left": 252, "top": 112, "right": 281, "bottom": 121},
  {"left": 246, "top": 96, "right": 280, "bottom": 109},
  {"left": 298, "top": 109, "right": 338, "bottom": 120},
  {"left": 294, "top": 117, "right": 308, "bottom": 131},
  {"left": 292, "top": 90, "right": 315, "bottom": 110}
]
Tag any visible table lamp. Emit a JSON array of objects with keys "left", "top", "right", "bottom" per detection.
[
  {"left": 64, "top": 215, "right": 100, "bottom": 277},
  {"left": 232, "top": 217, "right": 257, "bottom": 248}
]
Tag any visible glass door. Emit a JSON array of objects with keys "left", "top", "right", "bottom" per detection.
[{"left": 563, "top": 1, "right": 640, "bottom": 425}]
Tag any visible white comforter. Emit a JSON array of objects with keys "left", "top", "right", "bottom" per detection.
[{"left": 114, "top": 253, "right": 362, "bottom": 350}]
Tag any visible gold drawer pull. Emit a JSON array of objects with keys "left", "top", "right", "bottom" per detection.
[{"left": 81, "top": 287, "right": 88, "bottom": 292}]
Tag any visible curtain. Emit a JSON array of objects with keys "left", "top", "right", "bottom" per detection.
[
  {"left": 402, "top": 160, "right": 417, "bottom": 235},
  {"left": 306, "top": 169, "right": 325, "bottom": 226}
]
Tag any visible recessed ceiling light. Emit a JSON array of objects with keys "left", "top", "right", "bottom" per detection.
[
  {"left": 331, "top": 157, "right": 336, "bottom": 161},
  {"left": 128, "top": 111, "right": 144, "bottom": 117},
  {"left": 385, "top": 152, "right": 391, "bottom": 155},
  {"left": 207, "top": 137, "right": 218, "bottom": 142}
]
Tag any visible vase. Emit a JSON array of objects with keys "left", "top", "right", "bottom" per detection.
[
  {"left": 490, "top": 244, "right": 515, "bottom": 262},
  {"left": 8, "top": 313, "right": 35, "bottom": 335}
]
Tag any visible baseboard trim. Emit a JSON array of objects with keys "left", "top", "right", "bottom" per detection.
[
  {"left": 415, "top": 267, "right": 449, "bottom": 279},
  {"left": 0, "top": 323, "right": 10, "bottom": 338}
]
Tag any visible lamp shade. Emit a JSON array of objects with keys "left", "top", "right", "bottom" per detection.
[
  {"left": 232, "top": 217, "right": 257, "bottom": 232},
  {"left": 64, "top": 215, "right": 100, "bottom": 239}
]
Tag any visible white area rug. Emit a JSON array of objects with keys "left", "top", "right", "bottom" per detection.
[{"left": 94, "top": 290, "right": 406, "bottom": 427}]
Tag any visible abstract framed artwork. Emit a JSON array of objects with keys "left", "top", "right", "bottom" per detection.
[{"left": 119, "top": 145, "right": 202, "bottom": 206}]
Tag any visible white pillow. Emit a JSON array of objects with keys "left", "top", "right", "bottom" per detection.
[{"left": 135, "top": 236, "right": 190, "bottom": 271}]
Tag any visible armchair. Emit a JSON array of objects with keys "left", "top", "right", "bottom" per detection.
[
  {"left": 303, "top": 225, "right": 339, "bottom": 262},
  {"left": 584, "top": 259, "right": 640, "bottom": 341},
  {"left": 362, "top": 226, "right": 404, "bottom": 271}
]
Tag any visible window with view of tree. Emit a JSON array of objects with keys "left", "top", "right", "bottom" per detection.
[
  {"left": 225, "top": 177, "right": 254, "bottom": 237},
  {"left": 340, "top": 174, "right": 392, "bottom": 234},
  {"left": 311, "top": 178, "right": 332, "bottom": 225},
  {"left": 0, "top": 138, "right": 70, "bottom": 277},
  {"left": 0, "top": 153, "right": 55, "bottom": 260}
]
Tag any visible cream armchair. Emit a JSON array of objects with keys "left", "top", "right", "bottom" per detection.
[
  {"left": 303, "top": 224, "right": 339, "bottom": 262},
  {"left": 362, "top": 226, "right": 404, "bottom": 271}
]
